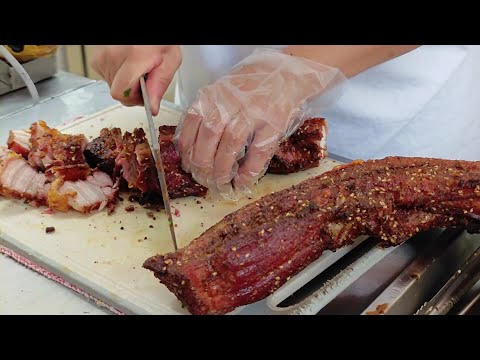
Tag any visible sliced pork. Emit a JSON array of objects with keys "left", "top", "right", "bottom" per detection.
[
  {"left": 48, "top": 171, "right": 118, "bottom": 213},
  {"left": 29, "top": 121, "right": 90, "bottom": 181},
  {"left": 0, "top": 149, "right": 48, "bottom": 206},
  {"left": 7, "top": 129, "right": 31, "bottom": 158}
]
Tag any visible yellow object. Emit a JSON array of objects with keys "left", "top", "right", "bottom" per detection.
[{"left": 1, "top": 45, "right": 58, "bottom": 63}]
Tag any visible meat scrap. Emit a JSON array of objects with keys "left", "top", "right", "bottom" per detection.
[
  {"left": 268, "top": 118, "right": 328, "bottom": 174},
  {"left": 115, "top": 128, "right": 163, "bottom": 205},
  {"left": 84, "top": 127, "right": 123, "bottom": 174},
  {"left": 143, "top": 157, "right": 480, "bottom": 315},
  {"left": 45, "top": 226, "right": 55, "bottom": 234},
  {"left": 158, "top": 126, "right": 208, "bottom": 200}
]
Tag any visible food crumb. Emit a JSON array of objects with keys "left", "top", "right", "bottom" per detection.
[
  {"left": 128, "top": 194, "right": 140, "bottom": 202},
  {"left": 196, "top": 200, "right": 202, "bottom": 204},
  {"left": 174, "top": 224, "right": 178, "bottom": 227},
  {"left": 120, "top": 227, "right": 124, "bottom": 230},
  {"left": 149, "top": 225, "right": 154, "bottom": 228},
  {"left": 125, "top": 205, "right": 135, "bottom": 212},
  {"left": 174, "top": 208, "right": 180, "bottom": 217},
  {"left": 94, "top": 261, "right": 98, "bottom": 264},
  {"left": 200, "top": 222, "right": 204, "bottom": 227},
  {"left": 366, "top": 303, "right": 389, "bottom": 315},
  {"left": 144, "top": 237, "right": 147, "bottom": 240},
  {"left": 45, "top": 226, "right": 55, "bottom": 234},
  {"left": 153, "top": 216, "right": 156, "bottom": 221},
  {"left": 147, "top": 211, "right": 155, "bottom": 218},
  {"left": 119, "top": 197, "right": 124, "bottom": 202},
  {"left": 200, "top": 206, "right": 203, "bottom": 209}
]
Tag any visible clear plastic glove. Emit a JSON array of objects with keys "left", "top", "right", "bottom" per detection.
[
  {"left": 175, "top": 48, "right": 346, "bottom": 200},
  {"left": 90, "top": 45, "right": 182, "bottom": 116}
]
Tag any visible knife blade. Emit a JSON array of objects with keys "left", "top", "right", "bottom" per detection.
[{"left": 139, "top": 75, "right": 178, "bottom": 251}]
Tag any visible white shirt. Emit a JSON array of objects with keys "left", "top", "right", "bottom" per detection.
[{"left": 177, "top": 45, "right": 480, "bottom": 161}]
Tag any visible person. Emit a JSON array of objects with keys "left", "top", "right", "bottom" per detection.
[{"left": 91, "top": 45, "right": 480, "bottom": 198}]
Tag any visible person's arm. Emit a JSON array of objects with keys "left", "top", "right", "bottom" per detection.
[{"left": 283, "top": 45, "right": 420, "bottom": 78}]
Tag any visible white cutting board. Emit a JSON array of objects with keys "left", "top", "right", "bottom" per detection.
[{"left": 0, "top": 102, "right": 357, "bottom": 315}]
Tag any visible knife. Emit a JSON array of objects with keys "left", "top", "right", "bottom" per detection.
[{"left": 139, "top": 75, "right": 178, "bottom": 251}]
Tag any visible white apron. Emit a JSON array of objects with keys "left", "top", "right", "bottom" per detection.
[{"left": 177, "top": 45, "right": 480, "bottom": 161}]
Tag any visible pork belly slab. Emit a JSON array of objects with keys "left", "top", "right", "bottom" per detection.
[
  {"left": 143, "top": 157, "right": 480, "bottom": 315},
  {"left": 84, "top": 118, "right": 327, "bottom": 204}
]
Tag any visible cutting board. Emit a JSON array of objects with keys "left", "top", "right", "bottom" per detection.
[{"left": 0, "top": 102, "right": 362, "bottom": 315}]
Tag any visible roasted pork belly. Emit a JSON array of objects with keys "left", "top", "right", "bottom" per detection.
[
  {"left": 86, "top": 118, "right": 327, "bottom": 204},
  {"left": 144, "top": 156, "right": 480, "bottom": 315}
]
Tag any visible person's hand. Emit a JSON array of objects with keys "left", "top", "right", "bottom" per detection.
[
  {"left": 91, "top": 45, "right": 181, "bottom": 116},
  {"left": 175, "top": 48, "right": 346, "bottom": 199}
]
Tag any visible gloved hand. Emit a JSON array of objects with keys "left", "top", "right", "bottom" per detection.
[
  {"left": 175, "top": 48, "right": 346, "bottom": 200},
  {"left": 90, "top": 45, "right": 182, "bottom": 116}
]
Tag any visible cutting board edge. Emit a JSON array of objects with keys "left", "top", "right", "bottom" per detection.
[{"left": 0, "top": 230, "right": 183, "bottom": 315}]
